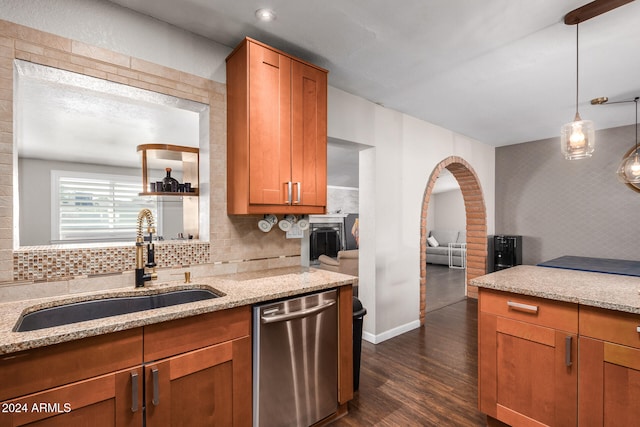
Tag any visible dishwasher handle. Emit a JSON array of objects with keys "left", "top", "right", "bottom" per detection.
[{"left": 261, "top": 299, "right": 336, "bottom": 324}]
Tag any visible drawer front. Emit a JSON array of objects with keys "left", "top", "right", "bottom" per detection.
[
  {"left": 0, "top": 328, "right": 142, "bottom": 401},
  {"left": 143, "top": 305, "right": 251, "bottom": 362},
  {"left": 580, "top": 305, "right": 640, "bottom": 349},
  {"left": 480, "top": 288, "right": 578, "bottom": 333}
]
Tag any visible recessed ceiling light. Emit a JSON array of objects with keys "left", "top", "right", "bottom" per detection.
[{"left": 255, "top": 8, "right": 276, "bottom": 22}]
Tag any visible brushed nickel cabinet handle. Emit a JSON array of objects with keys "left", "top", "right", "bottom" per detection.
[
  {"left": 636, "top": 325, "right": 640, "bottom": 333},
  {"left": 565, "top": 336, "right": 573, "bottom": 367},
  {"left": 152, "top": 367, "right": 160, "bottom": 406},
  {"left": 131, "top": 372, "right": 139, "bottom": 412},
  {"left": 293, "top": 182, "right": 301, "bottom": 204},
  {"left": 285, "top": 181, "right": 292, "bottom": 205},
  {"left": 507, "top": 300, "right": 539, "bottom": 314}
]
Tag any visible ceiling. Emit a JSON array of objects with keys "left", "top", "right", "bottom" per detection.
[{"left": 107, "top": 0, "right": 640, "bottom": 147}]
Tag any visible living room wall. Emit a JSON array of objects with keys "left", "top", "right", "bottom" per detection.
[
  {"left": 495, "top": 123, "right": 640, "bottom": 265},
  {"left": 431, "top": 189, "right": 465, "bottom": 232}
]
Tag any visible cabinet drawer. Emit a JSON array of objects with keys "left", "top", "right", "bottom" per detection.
[
  {"left": 0, "top": 328, "right": 142, "bottom": 401},
  {"left": 143, "top": 306, "right": 251, "bottom": 362},
  {"left": 480, "top": 289, "right": 578, "bottom": 333},
  {"left": 580, "top": 305, "right": 640, "bottom": 349}
]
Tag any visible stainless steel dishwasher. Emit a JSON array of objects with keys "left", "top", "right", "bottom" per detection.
[{"left": 253, "top": 289, "right": 338, "bottom": 427}]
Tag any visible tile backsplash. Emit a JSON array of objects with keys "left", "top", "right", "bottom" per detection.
[{"left": 13, "top": 241, "right": 211, "bottom": 282}]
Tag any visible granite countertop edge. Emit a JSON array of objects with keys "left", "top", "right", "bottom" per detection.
[
  {"left": 471, "top": 265, "right": 640, "bottom": 315},
  {"left": 0, "top": 266, "right": 358, "bottom": 355}
]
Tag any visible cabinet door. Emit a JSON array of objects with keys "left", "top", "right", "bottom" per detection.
[
  {"left": 145, "top": 337, "right": 251, "bottom": 427},
  {"left": 248, "top": 42, "right": 292, "bottom": 206},
  {"left": 579, "top": 337, "right": 640, "bottom": 426},
  {"left": 0, "top": 367, "right": 143, "bottom": 427},
  {"left": 480, "top": 313, "right": 577, "bottom": 426},
  {"left": 291, "top": 60, "right": 327, "bottom": 207}
]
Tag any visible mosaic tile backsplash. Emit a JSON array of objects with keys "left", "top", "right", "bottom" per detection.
[{"left": 13, "top": 242, "right": 210, "bottom": 282}]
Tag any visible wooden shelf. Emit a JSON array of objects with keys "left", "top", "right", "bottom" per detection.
[
  {"left": 137, "top": 143, "right": 200, "bottom": 239},
  {"left": 139, "top": 190, "right": 199, "bottom": 197},
  {"left": 136, "top": 144, "right": 199, "bottom": 196}
]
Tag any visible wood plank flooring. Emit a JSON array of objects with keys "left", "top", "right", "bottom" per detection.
[
  {"left": 332, "top": 299, "right": 486, "bottom": 426},
  {"left": 425, "top": 264, "right": 466, "bottom": 313}
]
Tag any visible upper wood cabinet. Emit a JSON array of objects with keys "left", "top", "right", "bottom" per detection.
[{"left": 226, "top": 37, "right": 328, "bottom": 214}]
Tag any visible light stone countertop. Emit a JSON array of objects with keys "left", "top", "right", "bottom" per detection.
[
  {"left": 471, "top": 265, "right": 640, "bottom": 314},
  {"left": 0, "top": 266, "right": 357, "bottom": 355}
]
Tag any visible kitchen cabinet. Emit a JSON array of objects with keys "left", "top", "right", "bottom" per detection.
[
  {"left": 478, "top": 288, "right": 578, "bottom": 426},
  {"left": 578, "top": 306, "right": 640, "bottom": 427},
  {"left": 0, "top": 367, "right": 143, "bottom": 427},
  {"left": 143, "top": 306, "right": 251, "bottom": 427},
  {"left": 0, "top": 307, "right": 251, "bottom": 427},
  {"left": 0, "top": 329, "right": 143, "bottom": 427},
  {"left": 226, "top": 37, "right": 328, "bottom": 215}
]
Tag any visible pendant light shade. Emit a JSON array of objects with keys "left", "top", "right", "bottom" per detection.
[
  {"left": 617, "top": 149, "right": 640, "bottom": 183},
  {"left": 561, "top": 113, "right": 595, "bottom": 159},
  {"left": 561, "top": 22, "right": 595, "bottom": 160},
  {"left": 616, "top": 97, "right": 640, "bottom": 183}
]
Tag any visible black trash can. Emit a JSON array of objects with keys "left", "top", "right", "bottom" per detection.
[{"left": 352, "top": 296, "right": 367, "bottom": 391}]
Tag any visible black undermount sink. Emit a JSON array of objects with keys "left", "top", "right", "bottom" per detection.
[{"left": 14, "top": 288, "right": 221, "bottom": 332}]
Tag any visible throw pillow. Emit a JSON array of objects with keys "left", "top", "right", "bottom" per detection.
[{"left": 427, "top": 235, "right": 439, "bottom": 247}]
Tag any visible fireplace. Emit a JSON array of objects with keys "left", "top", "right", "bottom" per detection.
[{"left": 308, "top": 215, "right": 347, "bottom": 262}]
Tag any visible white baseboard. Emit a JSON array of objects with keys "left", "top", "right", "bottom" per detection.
[{"left": 361, "top": 319, "right": 421, "bottom": 344}]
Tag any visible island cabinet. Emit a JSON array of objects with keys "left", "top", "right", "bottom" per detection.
[
  {"left": 578, "top": 306, "right": 640, "bottom": 427},
  {"left": 226, "top": 37, "right": 328, "bottom": 215},
  {"left": 0, "top": 307, "right": 252, "bottom": 427},
  {"left": 478, "top": 289, "right": 579, "bottom": 427}
]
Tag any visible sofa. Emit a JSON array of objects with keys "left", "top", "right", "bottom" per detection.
[
  {"left": 426, "top": 230, "right": 466, "bottom": 267},
  {"left": 317, "top": 249, "right": 359, "bottom": 295}
]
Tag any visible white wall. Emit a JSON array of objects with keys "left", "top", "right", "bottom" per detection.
[
  {"left": 1, "top": 0, "right": 496, "bottom": 343},
  {"left": 433, "top": 189, "right": 466, "bottom": 232},
  {"left": 329, "top": 87, "right": 495, "bottom": 343}
]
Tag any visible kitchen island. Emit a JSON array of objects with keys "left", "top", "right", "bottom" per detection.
[
  {"left": 472, "top": 265, "right": 640, "bottom": 427},
  {"left": 0, "top": 267, "right": 357, "bottom": 426}
]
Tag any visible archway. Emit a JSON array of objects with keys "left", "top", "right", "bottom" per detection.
[{"left": 419, "top": 156, "right": 487, "bottom": 324}]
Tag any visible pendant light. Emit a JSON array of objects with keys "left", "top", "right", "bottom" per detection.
[
  {"left": 616, "top": 97, "right": 640, "bottom": 183},
  {"left": 561, "top": 22, "right": 595, "bottom": 160}
]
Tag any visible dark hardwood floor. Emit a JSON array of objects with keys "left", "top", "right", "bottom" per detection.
[
  {"left": 332, "top": 299, "right": 486, "bottom": 426},
  {"left": 425, "top": 264, "right": 466, "bottom": 313}
]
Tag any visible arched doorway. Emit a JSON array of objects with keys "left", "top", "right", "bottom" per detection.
[{"left": 419, "top": 156, "right": 487, "bottom": 324}]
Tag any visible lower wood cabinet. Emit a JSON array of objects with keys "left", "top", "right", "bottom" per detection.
[
  {"left": 480, "top": 288, "right": 640, "bottom": 427},
  {"left": 0, "top": 307, "right": 252, "bottom": 427},
  {"left": 479, "top": 289, "right": 579, "bottom": 427},
  {"left": 0, "top": 367, "right": 143, "bottom": 427},
  {"left": 578, "top": 306, "right": 640, "bottom": 427},
  {"left": 144, "top": 336, "right": 251, "bottom": 427}
]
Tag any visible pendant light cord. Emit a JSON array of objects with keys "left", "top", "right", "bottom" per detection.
[
  {"left": 575, "top": 23, "right": 579, "bottom": 117},
  {"left": 635, "top": 97, "right": 638, "bottom": 152}
]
